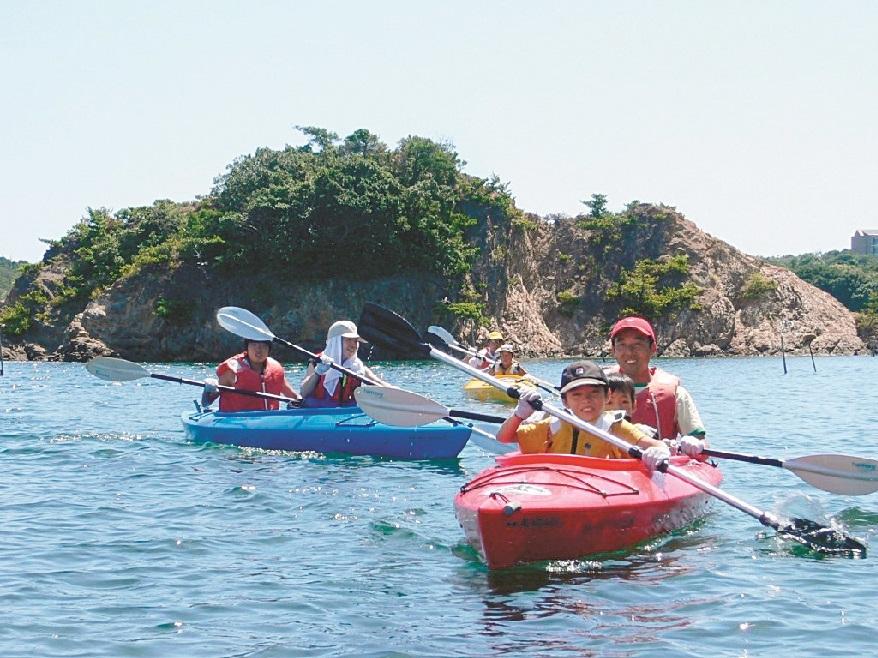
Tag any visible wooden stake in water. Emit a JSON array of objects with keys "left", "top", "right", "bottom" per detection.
[
  {"left": 0, "top": 326, "right": 4, "bottom": 376},
  {"left": 780, "top": 333, "right": 788, "bottom": 375}
]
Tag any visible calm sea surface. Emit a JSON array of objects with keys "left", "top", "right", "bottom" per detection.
[{"left": 1, "top": 356, "right": 877, "bottom": 657}]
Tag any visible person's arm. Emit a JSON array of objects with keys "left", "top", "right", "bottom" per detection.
[
  {"left": 676, "top": 385, "right": 707, "bottom": 443},
  {"left": 496, "top": 415, "right": 524, "bottom": 443},
  {"left": 300, "top": 361, "right": 319, "bottom": 397},
  {"left": 614, "top": 419, "right": 665, "bottom": 450},
  {"left": 281, "top": 377, "right": 300, "bottom": 400},
  {"left": 496, "top": 388, "right": 543, "bottom": 443}
]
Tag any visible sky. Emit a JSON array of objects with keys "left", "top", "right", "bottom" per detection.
[{"left": 1, "top": 1, "right": 876, "bottom": 263}]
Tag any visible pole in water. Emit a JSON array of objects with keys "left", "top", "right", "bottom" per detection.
[
  {"left": 0, "top": 325, "right": 4, "bottom": 376},
  {"left": 780, "top": 333, "right": 788, "bottom": 375}
]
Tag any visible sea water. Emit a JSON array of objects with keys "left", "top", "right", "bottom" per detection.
[{"left": 1, "top": 356, "right": 876, "bottom": 657}]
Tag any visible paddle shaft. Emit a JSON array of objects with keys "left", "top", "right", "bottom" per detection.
[
  {"left": 269, "top": 336, "right": 382, "bottom": 387},
  {"left": 426, "top": 346, "right": 793, "bottom": 532},
  {"left": 148, "top": 372, "right": 297, "bottom": 404},
  {"left": 704, "top": 448, "right": 782, "bottom": 468}
]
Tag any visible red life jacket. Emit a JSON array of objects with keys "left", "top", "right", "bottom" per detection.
[
  {"left": 305, "top": 352, "right": 362, "bottom": 406},
  {"left": 216, "top": 353, "right": 286, "bottom": 412},
  {"left": 607, "top": 365, "right": 680, "bottom": 439}
]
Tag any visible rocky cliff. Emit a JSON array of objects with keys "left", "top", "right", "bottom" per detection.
[{"left": 1, "top": 205, "right": 866, "bottom": 362}]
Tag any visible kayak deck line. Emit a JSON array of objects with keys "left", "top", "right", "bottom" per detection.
[{"left": 460, "top": 464, "right": 642, "bottom": 499}]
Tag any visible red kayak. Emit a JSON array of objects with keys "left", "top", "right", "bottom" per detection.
[{"left": 454, "top": 452, "right": 723, "bottom": 569}]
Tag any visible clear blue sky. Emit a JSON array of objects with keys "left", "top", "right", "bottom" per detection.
[{"left": 2, "top": 0, "right": 876, "bottom": 262}]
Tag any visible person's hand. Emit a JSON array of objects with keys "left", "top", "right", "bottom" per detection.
[
  {"left": 314, "top": 354, "right": 333, "bottom": 375},
  {"left": 641, "top": 445, "right": 671, "bottom": 471},
  {"left": 201, "top": 377, "right": 219, "bottom": 408},
  {"left": 514, "top": 387, "right": 543, "bottom": 420},
  {"left": 679, "top": 435, "right": 705, "bottom": 457}
]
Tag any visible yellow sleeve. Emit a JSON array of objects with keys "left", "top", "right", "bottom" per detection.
[
  {"left": 609, "top": 419, "right": 649, "bottom": 453},
  {"left": 516, "top": 418, "right": 553, "bottom": 454}
]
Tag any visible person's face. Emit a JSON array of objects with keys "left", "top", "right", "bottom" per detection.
[
  {"left": 611, "top": 329, "right": 656, "bottom": 378},
  {"left": 562, "top": 385, "right": 608, "bottom": 423},
  {"left": 486, "top": 339, "right": 500, "bottom": 353},
  {"left": 607, "top": 389, "right": 634, "bottom": 413},
  {"left": 247, "top": 341, "right": 270, "bottom": 365},
  {"left": 342, "top": 336, "right": 360, "bottom": 360},
  {"left": 499, "top": 351, "right": 513, "bottom": 367}
]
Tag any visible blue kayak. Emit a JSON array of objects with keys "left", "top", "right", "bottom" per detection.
[{"left": 181, "top": 406, "right": 472, "bottom": 459}]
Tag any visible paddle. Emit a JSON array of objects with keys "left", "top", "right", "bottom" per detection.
[
  {"left": 216, "top": 306, "right": 380, "bottom": 387},
  {"left": 354, "top": 386, "right": 513, "bottom": 455},
  {"left": 702, "top": 448, "right": 878, "bottom": 496},
  {"left": 426, "top": 325, "right": 560, "bottom": 396},
  {"left": 354, "top": 386, "right": 506, "bottom": 426},
  {"left": 358, "top": 302, "right": 867, "bottom": 555},
  {"left": 86, "top": 357, "right": 301, "bottom": 406}
]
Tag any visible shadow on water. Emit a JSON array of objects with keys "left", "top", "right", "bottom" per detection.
[{"left": 456, "top": 518, "right": 717, "bottom": 597}]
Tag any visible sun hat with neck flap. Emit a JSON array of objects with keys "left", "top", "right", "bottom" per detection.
[{"left": 326, "top": 320, "right": 366, "bottom": 343}]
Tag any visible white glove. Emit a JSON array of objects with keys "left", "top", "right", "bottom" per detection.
[
  {"left": 314, "top": 354, "right": 333, "bottom": 375},
  {"left": 641, "top": 445, "right": 671, "bottom": 471},
  {"left": 514, "top": 387, "right": 542, "bottom": 420},
  {"left": 679, "top": 435, "right": 705, "bottom": 457},
  {"left": 201, "top": 377, "right": 219, "bottom": 407}
]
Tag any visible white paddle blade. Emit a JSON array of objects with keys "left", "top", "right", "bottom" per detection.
[
  {"left": 354, "top": 386, "right": 448, "bottom": 427},
  {"left": 786, "top": 454, "right": 878, "bottom": 495},
  {"left": 216, "top": 306, "right": 276, "bottom": 342},
  {"left": 427, "top": 326, "right": 460, "bottom": 348},
  {"left": 86, "top": 357, "right": 147, "bottom": 382}
]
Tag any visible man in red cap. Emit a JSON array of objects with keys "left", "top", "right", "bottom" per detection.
[{"left": 608, "top": 316, "right": 707, "bottom": 457}]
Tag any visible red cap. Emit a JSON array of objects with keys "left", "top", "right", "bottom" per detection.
[{"left": 610, "top": 317, "right": 656, "bottom": 343}]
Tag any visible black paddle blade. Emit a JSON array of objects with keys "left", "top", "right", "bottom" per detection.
[
  {"left": 424, "top": 330, "right": 452, "bottom": 354},
  {"left": 358, "top": 303, "right": 431, "bottom": 358},
  {"left": 780, "top": 517, "right": 867, "bottom": 556}
]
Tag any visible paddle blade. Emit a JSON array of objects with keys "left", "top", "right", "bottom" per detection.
[
  {"left": 786, "top": 454, "right": 878, "bottom": 496},
  {"left": 427, "top": 326, "right": 459, "bottom": 348},
  {"left": 780, "top": 517, "right": 867, "bottom": 556},
  {"left": 216, "top": 306, "right": 276, "bottom": 342},
  {"left": 86, "top": 357, "right": 148, "bottom": 382},
  {"left": 354, "top": 386, "right": 448, "bottom": 427},
  {"left": 358, "top": 303, "right": 431, "bottom": 358}
]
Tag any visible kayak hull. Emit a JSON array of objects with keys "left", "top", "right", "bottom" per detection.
[
  {"left": 454, "top": 452, "right": 722, "bottom": 568},
  {"left": 463, "top": 374, "right": 526, "bottom": 404},
  {"left": 181, "top": 406, "right": 471, "bottom": 460}
]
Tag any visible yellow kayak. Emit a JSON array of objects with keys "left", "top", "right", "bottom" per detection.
[{"left": 463, "top": 374, "right": 527, "bottom": 404}]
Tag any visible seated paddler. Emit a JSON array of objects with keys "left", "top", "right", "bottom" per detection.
[
  {"left": 202, "top": 338, "right": 300, "bottom": 411},
  {"left": 495, "top": 360, "right": 670, "bottom": 470},
  {"left": 488, "top": 344, "right": 527, "bottom": 376},
  {"left": 300, "top": 320, "right": 385, "bottom": 406}
]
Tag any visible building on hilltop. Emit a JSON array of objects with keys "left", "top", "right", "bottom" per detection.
[{"left": 851, "top": 230, "right": 878, "bottom": 255}]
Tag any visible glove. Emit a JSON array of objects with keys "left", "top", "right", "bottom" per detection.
[
  {"left": 514, "top": 387, "right": 543, "bottom": 420},
  {"left": 314, "top": 354, "right": 332, "bottom": 375},
  {"left": 679, "top": 435, "right": 705, "bottom": 457},
  {"left": 641, "top": 445, "right": 671, "bottom": 472},
  {"left": 201, "top": 377, "right": 219, "bottom": 408}
]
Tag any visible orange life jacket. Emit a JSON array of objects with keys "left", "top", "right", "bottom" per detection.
[
  {"left": 216, "top": 353, "right": 286, "bottom": 412},
  {"left": 606, "top": 365, "right": 680, "bottom": 439},
  {"left": 305, "top": 352, "right": 362, "bottom": 406}
]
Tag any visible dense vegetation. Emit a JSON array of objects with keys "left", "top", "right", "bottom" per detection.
[
  {"left": 768, "top": 250, "right": 878, "bottom": 313},
  {"left": 767, "top": 251, "right": 878, "bottom": 312},
  {"left": 0, "top": 128, "right": 517, "bottom": 336},
  {"left": 0, "top": 256, "right": 26, "bottom": 301},
  {"left": 767, "top": 251, "right": 878, "bottom": 344}
]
